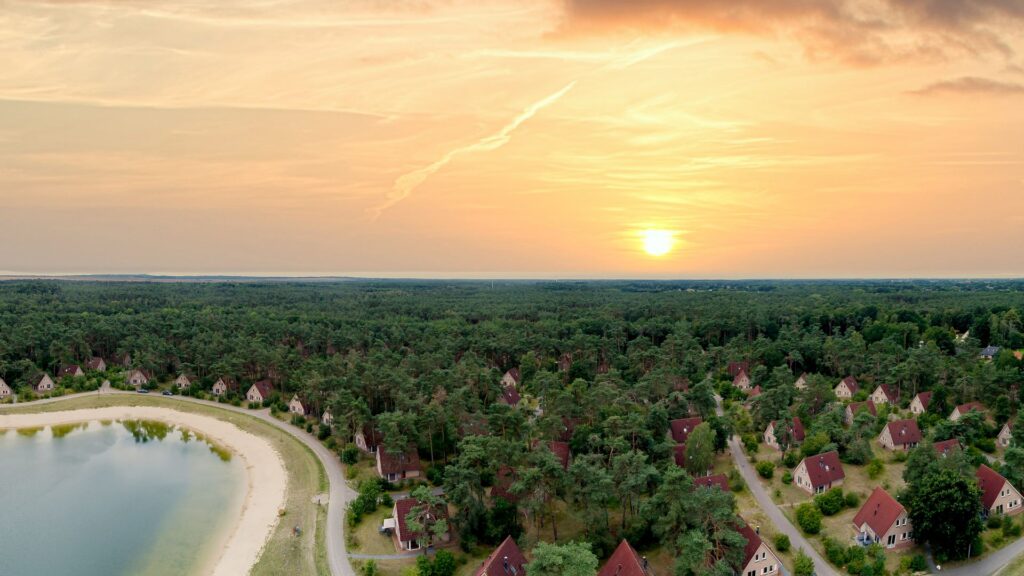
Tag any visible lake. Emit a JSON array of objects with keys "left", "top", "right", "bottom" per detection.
[{"left": 0, "top": 420, "right": 247, "bottom": 576}]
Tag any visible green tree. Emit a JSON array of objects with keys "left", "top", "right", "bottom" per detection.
[
  {"left": 902, "top": 468, "right": 984, "bottom": 560},
  {"left": 526, "top": 541, "right": 598, "bottom": 576},
  {"left": 793, "top": 549, "right": 815, "bottom": 576},
  {"left": 685, "top": 422, "right": 716, "bottom": 476}
]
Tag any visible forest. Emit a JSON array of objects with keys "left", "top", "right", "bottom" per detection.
[{"left": 2, "top": 279, "right": 1023, "bottom": 574}]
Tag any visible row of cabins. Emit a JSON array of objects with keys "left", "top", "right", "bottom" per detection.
[{"left": 0, "top": 356, "right": 117, "bottom": 397}]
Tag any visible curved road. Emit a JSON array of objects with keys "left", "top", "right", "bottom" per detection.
[{"left": 1, "top": 390, "right": 358, "bottom": 576}]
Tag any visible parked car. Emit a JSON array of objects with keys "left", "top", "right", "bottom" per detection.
[
  {"left": 136, "top": 389, "right": 149, "bottom": 394},
  {"left": 162, "top": 390, "right": 173, "bottom": 396}
]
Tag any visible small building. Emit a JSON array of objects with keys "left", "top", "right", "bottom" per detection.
[
  {"left": 322, "top": 408, "right": 334, "bottom": 427},
  {"left": 499, "top": 385, "right": 521, "bottom": 407},
  {"left": 834, "top": 376, "right": 859, "bottom": 399},
  {"left": 793, "top": 451, "right": 845, "bottom": 495},
  {"left": 738, "top": 522, "right": 781, "bottom": 576},
  {"left": 727, "top": 361, "right": 750, "bottom": 378},
  {"left": 981, "top": 346, "right": 1001, "bottom": 361},
  {"left": 673, "top": 444, "right": 687, "bottom": 468},
  {"left": 500, "top": 368, "right": 521, "bottom": 389},
  {"left": 733, "top": 369, "right": 752, "bottom": 391},
  {"left": 175, "top": 374, "right": 195, "bottom": 390},
  {"left": 764, "top": 417, "right": 805, "bottom": 451},
  {"left": 933, "top": 438, "right": 961, "bottom": 457},
  {"left": 355, "top": 424, "right": 382, "bottom": 454},
  {"left": 86, "top": 357, "right": 107, "bottom": 372},
  {"left": 246, "top": 380, "right": 274, "bottom": 404},
  {"left": 950, "top": 402, "right": 985, "bottom": 422},
  {"left": 126, "top": 369, "right": 151, "bottom": 389},
  {"left": 845, "top": 401, "right": 877, "bottom": 425},
  {"left": 669, "top": 417, "right": 703, "bottom": 444},
  {"left": 999, "top": 422, "right": 1014, "bottom": 448},
  {"left": 58, "top": 364, "right": 85, "bottom": 379},
  {"left": 490, "top": 466, "right": 519, "bottom": 503},
  {"left": 597, "top": 539, "right": 652, "bottom": 576},
  {"left": 392, "top": 497, "right": 450, "bottom": 551},
  {"left": 909, "top": 392, "right": 932, "bottom": 415},
  {"left": 474, "top": 535, "right": 527, "bottom": 576},
  {"left": 536, "top": 440, "right": 571, "bottom": 470},
  {"left": 852, "top": 487, "right": 914, "bottom": 550},
  {"left": 0, "top": 377, "right": 12, "bottom": 399},
  {"left": 33, "top": 373, "right": 56, "bottom": 393},
  {"left": 211, "top": 376, "right": 238, "bottom": 396},
  {"left": 795, "top": 373, "right": 808, "bottom": 390},
  {"left": 977, "top": 464, "right": 1023, "bottom": 517},
  {"left": 694, "top": 474, "right": 730, "bottom": 492},
  {"left": 377, "top": 447, "right": 422, "bottom": 482},
  {"left": 870, "top": 384, "right": 898, "bottom": 406},
  {"left": 289, "top": 394, "right": 309, "bottom": 416},
  {"left": 879, "top": 419, "right": 922, "bottom": 451}
]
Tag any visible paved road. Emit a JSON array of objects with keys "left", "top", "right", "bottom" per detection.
[{"left": 1, "top": 390, "right": 358, "bottom": 576}]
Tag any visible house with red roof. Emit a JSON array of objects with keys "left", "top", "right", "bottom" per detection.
[
  {"left": 845, "top": 401, "right": 877, "bottom": 425},
  {"left": 86, "top": 357, "right": 107, "bottom": 372},
  {"left": 727, "top": 361, "right": 750, "bottom": 378},
  {"left": 738, "top": 522, "right": 781, "bottom": 576},
  {"left": 58, "top": 364, "right": 85, "bottom": 379},
  {"left": 764, "top": 417, "right": 805, "bottom": 451},
  {"left": 391, "top": 497, "right": 450, "bottom": 551},
  {"left": 673, "top": 444, "right": 687, "bottom": 468},
  {"left": 950, "top": 402, "right": 985, "bottom": 422},
  {"left": 174, "top": 374, "right": 196, "bottom": 390},
  {"left": 355, "top": 424, "right": 382, "bottom": 454},
  {"left": 499, "top": 385, "right": 521, "bottom": 407},
  {"left": 835, "top": 376, "right": 859, "bottom": 399},
  {"left": 794, "top": 373, "right": 808, "bottom": 390},
  {"left": 211, "top": 376, "right": 238, "bottom": 396},
  {"left": 933, "top": 438, "right": 961, "bottom": 457},
  {"left": 909, "top": 392, "right": 932, "bottom": 415},
  {"left": 500, "top": 368, "right": 521, "bottom": 389},
  {"left": 669, "top": 417, "right": 703, "bottom": 444},
  {"left": 474, "top": 535, "right": 527, "bottom": 576},
  {"left": 32, "top": 373, "right": 56, "bottom": 394},
  {"left": 490, "top": 466, "right": 519, "bottom": 503},
  {"left": 126, "top": 369, "right": 152, "bottom": 389},
  {"left": 376, "top": 447, "right": 422, "bottom": 482},
  {"left": 878, "top": 419, "right": 922, "bottom": 451},
  {"left": 852, "top": 487, "right": 914, "bottom": 550},
  {"left": 597, "top": 539, "right": 652, "bottom": 576},
  {"left": 545, "top": 440, "right": 571, "bottom": 470},
  {"left": 246, "top": 379, "right": 274, "bottom": 404},
  {"left": 289, "top": 394, "right": 310, "bottom": 416},
  {"left": 999, "top": 422, "right": 1014, "bottom": 448},
  {"left": 977, "top": 464, "right": 1023, "bottom": 517},
  {"left": 694, "top": 474, "right": 729, "bottom": 492},
  {"left": 793, "top": 451, "right": 845, "bottom": 495},
  {"left": 870, "top": 384, "right": 898, "bottom": 406},
  {"left": 733, "top": 369, "right": 752, "bottom": 391}
]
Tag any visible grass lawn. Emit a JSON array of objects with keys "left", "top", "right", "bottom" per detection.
[
  {"left": 997, "top": 551, "right": 1024, "bottom": 576},
  {"left": 350, "top": 507, "right": 402, "bottom": 555},
  {"left": 4, "top": 395, "right": 330, "bottom": 576}
]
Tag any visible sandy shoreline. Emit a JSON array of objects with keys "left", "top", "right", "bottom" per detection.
[{"left": 0, "top": 406, "right": 288, "bottom": 576}]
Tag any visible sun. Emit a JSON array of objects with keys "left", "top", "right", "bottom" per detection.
[{"left": 642, "top": 229, "right": 675, "bottom": 257}]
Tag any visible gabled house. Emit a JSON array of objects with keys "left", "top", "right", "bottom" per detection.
[
  {"left": 852, "top": 487, "right": 914, "bottom": 550},
  {"left": 673, "top": 444, "right": 688, "bottom": 468},
  {"left": 33, "top": 373, "right": 56, "bottom": 393},
  {"left": 738, "top": 522, "right": 781, "bottom": 576},
  {"left": 211, "top": 376, "right": 238, "bottom": 396},
  {"left": 795, "top": 373, "right": 808, "bottom": 390},
  {"left": 355, "top": 424, "right": 382, "bottom": 454},
  {"left": 597, "top": 539, "right": 652, "bottom": 576},
  {"left": 764, "top": 417, "right": 805, "bottom": 451},
  {"left": 733, "top": 369, "right": 752, "bottom": 391},
  {"left": 175, "top": 374, "right": 195, "bottom": 390},
  {"left": 289, "top": 394, "right": 309, "bottom": 416},
  {"left": 246, "top": 380, "right": 274, "bottom": 404},
  {"left": 950, "top": 402, "right": 985, "bottom": 422},
  {"left": 392, "top": 496, "right": 450, "bottom": 551},
  {"left": 694, "top": 474, "right": 730, "bottom": 492},
  {"left": 909, "top": 392, "right": 932, "bottom": 415},
  {"left": 500, "top": 368, "right": 521, "bottom": 389},
  {"left": 499, "top": 386, "right": 521, "bottom": 407},
  {"left": 474, "top": 535, "right": 527, "bottom": 576},
  {"left": 86, "top": 357, "right": 107, "bottom": 372},
  {"left": 58, "top": 364, "right": 85, "bottom": 379},
  {"left": 793, "top": 451, "right": 845, "bottom": 495},
  {"left": 870, "top": 384, "right": 898, "bottom": 406},
  {"left": 845, "top": 401, "right": 877, "bottom": 425},
  {"left": 933, "top": 438, "right": 961, "bottom": 457},
  {"left": 669, "top": 417, "right": 703, "bottom": 444},
  {"left": 377, "top": 447, "right": 422, "bottom": 482},
  {"left": 727, "top": 361, "right": 750, "bottom": 378},
  {"left": 322, "top": 408, "right": 334, "bottom": 427},
  {"left": 977, "top": 464, "right": 1023, "bottom": 516},
  {"left": 981, "top": 346, "right": 1001, "bottom": 361},
  {"left": 0, "top": 377, "right": 12, "bottom": 399},
  {"left": 126, "top": 369, "right": 151, "bottom": 389},
  {"left": 490, "top": 466, "right": 519, "bottom": 503},
  {"left": 879, "top": 419, "right": 921, "bottom": 451},
  {"left": 999, "top": 422, "right": 1014, "bottom": 448},
  {"left": 834, "top": 376, "right": 859, "bottom": 399}
]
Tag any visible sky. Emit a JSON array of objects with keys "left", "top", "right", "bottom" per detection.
[{"left": 1, "top": 0, "right": 1023, "bottom": 278}]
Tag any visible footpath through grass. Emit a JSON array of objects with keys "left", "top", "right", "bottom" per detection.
[{"left": 4, "top": 395, "right": 330, "bottom": 576}]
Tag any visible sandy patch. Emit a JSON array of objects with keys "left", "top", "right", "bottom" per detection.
[{"left": 0, "top": 406, "right": 288, "bottom": 576}]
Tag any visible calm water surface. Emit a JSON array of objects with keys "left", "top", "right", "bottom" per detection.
[{"left": 0, "top": 420, "right": 246, "bottom": 576}]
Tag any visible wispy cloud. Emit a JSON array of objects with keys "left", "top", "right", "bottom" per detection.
[
  {"left": 911, "top": 76, "right": 1024, "bottom": 96},
  {"left": 369, "top": 81, "right": 576, "bottom": 218}
]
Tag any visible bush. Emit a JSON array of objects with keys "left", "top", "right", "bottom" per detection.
[
  {"left": 743, "top": 434, "right": 760, "bottom": 454},
  {"left": 1004, "top": 516, "right": 1022, "bottom": 538},
  {"left": 892, "top": 450, "right": 908, "bottom": 463},
  {"left": 317, "top": 424, "right": 331, "bottom": 440},
  {"left": 815, "top": 488, "right": 846, "bottom": 516},
  {"left": 794, "top": 549, "right": 815, "bottom": 576},
  {"left": 362, "top": 559, "right": 379, "bottom": 576},
  {"left": 900, "top": 554, "right": 928, "bottom": 574},
  {"left": 975, "top": 438, "right": 996, "bottom": 453},
  {"left": 867, "top": 459, "right": 884, "bottom": 479},
  {"left": 756, "top": 461, "right": 775, "bottom": 479},
  {"left": 783, "top": 450, "right": 801, "bottom": 468},
  {"left": 987, "top": 515, "right": 1004, "bottom": 529},
  {"left": 823, "top": 536, "right": 848, "bottom": 566},
  {"left": 844, "top": 492, "right": 860, "bottom": 509},
  {"left": 774, "top": 534, "right": 791, "bottom": 552},
  {"left": 796, "top": 503, "right": 822, "bottom": 535},
  {"left": 426, "top": 464, "right": 446, "bottom": 486},
  {"left": 291, "top": 414, "right": 306, "bottom": 426},
  {"left": 782, "top": 471, "right": 793, "bottom": 485},
  {"left": 341, "top": 445, "right": 360, "bottom": 465}
]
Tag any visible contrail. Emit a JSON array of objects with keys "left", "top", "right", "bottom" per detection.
[{"left": 369, "top": 81, "right": 576, "bottom": 218}]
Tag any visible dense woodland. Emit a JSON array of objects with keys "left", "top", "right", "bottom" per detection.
[{"left": 3, "top": 279, "right": 1024, "bottom": 573}]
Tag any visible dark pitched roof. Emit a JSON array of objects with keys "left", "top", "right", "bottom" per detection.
[
  {"left": 885, "top": 419, "right": 922, "bottom": 446},
  {"left": 394, "top": 497, "right": 448, "bottom": 543},
  {"left": 801, "top": 451, "right": 845, "bottom": 487},
  {"left": 981, "top": 346, "right": 1001, "bottom": 357},
  {"left": 733, "top": 369, "right": 750, "bottom": 385},
  {"left": 358, "top": 424, "right": 382, "bottom": 450},
  {"left": 503, "top": 368, "right": 521, "bottom": 385},
  {"left": 491, "top": 466, "right": 519, "bottom": 503},
  {"left": 852, "top": 487, "right": 906, "bottom": 537},
  {"left": 694, "top": 474, "right": 729, "bottom": 492},
  {"left": 933, "top": 438, "right": 961, "bottom": 456},
  {"left": 954, "top": 402, "right": 984, "bottom": 416},
  {"left": 669, "top": 417, "right": 703, "bottom": 444},
  {"left": 727, "top": 361, "right": 750, "bottom": 377},
  {"left": 768, "top": 417, "right": 805, "bottom": 443},
  {"left": 86, "top": 357, "right": 106, "bottom": 370},
  {"left": 500, "top": 386, "right": 521, "bottom": 407},
  {"left": 378, "top": 447, "right": 421, "bottom": 475},
  {"left": 597, "top": 540, "right": 651, "bottom": 576},
  {"left": 847, "top": 401, "right": 877, "bottom": 418},
  {"left": 546, "top": 441, "right": 571, "bottom": 470},
  {"left": 673, "top": 444, "right": 687, "bottom": 468},
  {"left": 250, "top": 379, "right": 274, "bottom": 398},
  {"left": 215, "top": 376, "right": 239, "bottom": 390},
  {"left": 475, "top": 535, "right": 527, "bottom": 576},
  {"left": 978, "top": 464, "right": 1012, "bottom": 510},
  {"left": 839, "top": 376, "right": 859, "bottom": 393},
  {"left": 874, "top": 384, "right": 898, "bottom": 403},
  {"left": 58, "top": 364, "right": 82, "bottom": 377},
  {"left": 737, "top": 523, "right": 765, "bottom": 567},
  {"left": 914, "top": 391, "right": 933, "bottom": 410}
]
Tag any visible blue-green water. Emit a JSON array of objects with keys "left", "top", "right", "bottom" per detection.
[{"left": 0, "top": 420, "right": 246, "bottom": 576}]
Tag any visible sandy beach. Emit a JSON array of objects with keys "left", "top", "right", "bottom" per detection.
[{"left": 0, "top": 406, "right": 288, "bottom": 576}]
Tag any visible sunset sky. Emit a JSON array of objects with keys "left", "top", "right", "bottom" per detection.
[{"left": 2, "top": 0, "right": 1023, "bottom": 278}]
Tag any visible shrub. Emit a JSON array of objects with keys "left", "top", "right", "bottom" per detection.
[
  {"left": 796, "top": 503, "right": 822, "bottom": 535},
  {"left": 341, "top": 445, "right": 360, "bottom": 465},
  {"left": 380, "top": 492, "right": 393, "bottom": 508},
  {"left": 1004, "top": 516, "right": 1022, "bottom": 538},
  {"left": 774, "top": 534, "right": 791, "bottom": 552},
  {"left": 822, "top": 536, "right": 847, "bottom": 566},
  {"left": 975, "top": 438, "right": 996, "bottom": 453},
  {"left": 866, "top": 458, "right": 884, "bottom": 479},
  {"left": 783, "top": 450, "right": 801, "bottom": 468},
  {"left": 743, "top": 434, "right": 760, "bottom": 454},
  {"left": 987, "top": 515, "right": 1004, "bottom": 529},
  {"left": 362, "top": 559, "right": 379, "bottom": 576},
  {"left": 728, "top": 469, "right": 746, "bottom": 492},
  {"left": 892, "top": 450, "right": 909, "bottom": 463},
  {"left": 794, "top": 549, "right": 815, "bottom": 576},
  {"left": 900, "top": 554, "right": 928, "bottom": 574},
  {"left": 782, "top": 471, "right": 793, "bottom": 485},
  {"left": 426, "top": 464, "right": 446, "bottom": 486},
  {"left": 844, "top": 491, "right": 860, "bottom": 509},
  {"left": 815, "top": 488, "right": 846, "bottom": 516},
  {"left": 756, "top": 461, "right": 775, "bottom": 479}
]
